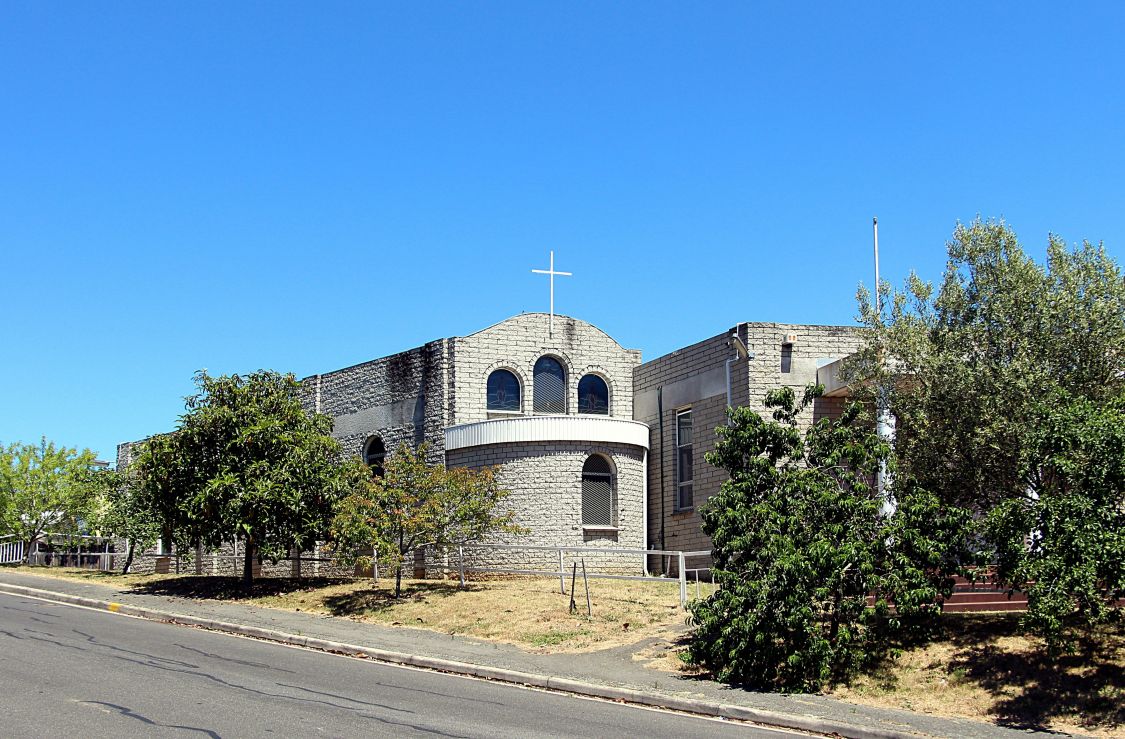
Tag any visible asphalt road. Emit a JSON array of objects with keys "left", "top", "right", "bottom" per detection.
[{"left": 0, "top": 592, "right": 804, "bottom": 738}]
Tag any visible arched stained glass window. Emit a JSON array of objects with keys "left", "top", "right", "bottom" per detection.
[
  {"left": 364, "top": 436, "right": 386, "bottom": 478},
  {"left": 533, "top": 356, "right": 566, "bottom": 414},
  {"left": 581, "top": 455, "right": 616, "bottom": 527},
  {"left": 577, "top": 374, "right": 609, "bottom": 415},
  {"left": 486, "top": 369, "right": 521, "bottom": 412}
]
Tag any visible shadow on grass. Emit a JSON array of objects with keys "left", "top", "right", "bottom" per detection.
[
  {"left": 942, "top": 615, "right": 1124, "bottom": 733},
  {"left": 672, "top": 610, "right": 1123, "bottom": 733},
  {"left": 320, "top": 581, "right": 479, "bottom": 617},
  {"left": 859, "top": 612, "right": 1123, "bottom": 733},
  {"left": 121, "top": 575, "right": 482, "bottom": 617},
  {"left": 124, "top": 575, "right": 349, "bottom": 601}
]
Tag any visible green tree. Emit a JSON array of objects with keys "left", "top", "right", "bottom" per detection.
[
  {"left": 684, "top": 386, "right": 957, "bottom": 691},
  {"left": 988, "top": 393, "right": 1125, "bottom": 648},
  {"left": 849, "top": 218, "right": 1125, "bottom": 644},
  {"left": 90, "top": 467, "right": 161, "bottom": 574},
  {"left": 128, "top": 432, "right": 197, "bottom": 560},
  {"left": 165, "top": 370, "right": 354, "bottom": 587},
  {"left": 0, "top": 438, "right": 102, "bottom": 555},
  {"left": 330, "top": 444, "right": 523, "bottom": 598}
]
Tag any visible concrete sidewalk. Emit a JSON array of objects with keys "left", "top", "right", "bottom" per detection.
[{"left": 0, "top": 569, "right": 1056, "bottom": 739}]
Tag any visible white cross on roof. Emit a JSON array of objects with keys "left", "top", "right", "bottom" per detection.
[{"left": 531, "top": 250, "right": 572, "bottom": 338}]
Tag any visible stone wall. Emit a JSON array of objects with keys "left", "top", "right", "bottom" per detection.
[
  {"left": 446, "top": 440, "right": 646, "bottom": 573},
  {"left": 298, "top": 339, "right": 451, "bottom": 464},
  {"left": 634, "top": 322, "right": 863, "bottom": 563},
  {"left": 450, "top": 313, "right": 641, "bottom": 425}
]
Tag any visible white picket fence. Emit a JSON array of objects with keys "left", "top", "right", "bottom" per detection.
[{"left": 0, "top": 537, "right": 24, "bottom": 565}]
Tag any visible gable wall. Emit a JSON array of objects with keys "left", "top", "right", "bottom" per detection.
[{"left": 449, "top": 313, "right": 641, "bottom": 425}]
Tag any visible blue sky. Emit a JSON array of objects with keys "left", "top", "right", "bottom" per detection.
[{"left": 3, "top": 3, "right": 1123, "bottom": 463}]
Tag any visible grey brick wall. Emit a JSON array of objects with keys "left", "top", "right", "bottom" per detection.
[
  {"left": 634, "top": 322, "right": 863, "bottom": 560},
  {"left": 446, "top": 440, "right": 644, "bottom": 548},
  {"left": 297, "top": 339, "right": 451, "bottom": 464},
  {"left": 450, "top": 313, "right": 641, "bottom": 424}
]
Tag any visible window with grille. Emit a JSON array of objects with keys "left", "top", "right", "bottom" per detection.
[
  {"left": 533, "top": 356, "right": 566, "bottom": 413},
  {"left": 486, "top": 369, "right": 521, "bottom": 412},
  {"left": 364, "top": 436, "right": 386, "bottom": 478},
  {"left": 581, "top": 455, "right": 616, "bottom": 527},
  {"left": 577, "top": 374, "right": 609, "bottom": 415},
  {"left": 675, "top": 410, "right": 693, "bottom": 510}
]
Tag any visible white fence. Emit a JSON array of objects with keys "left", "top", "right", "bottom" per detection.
[
  {"left": 0, "top": 537, "right": 24, "bottom": 565},
  {"left": 19, "top": 534, "right": 118, "bottom": 571}
]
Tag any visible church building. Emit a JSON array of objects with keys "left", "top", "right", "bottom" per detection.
[
  {"left": 117, "top": 256, "right": 862, "bottom": 570},
  {"left": 280, "top": 311, "right": 863, "bottom": 562}
]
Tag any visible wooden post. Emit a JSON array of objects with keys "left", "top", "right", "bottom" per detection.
[
  {"left": 568, "top": 562, "right": 578, "bottom": 614},
  {"left": 558, "top": 549, "right": 565, "bottom": 594},
  {"left": 458, "top": 545, "right": 465, "bottom": 588},
  {"left": 581, "top": 559, "right": 592, "bottom": 618}
]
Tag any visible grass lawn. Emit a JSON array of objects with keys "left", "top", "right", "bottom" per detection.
[
  {"left": 832, "top": 613, "right": 1125, "bottom": 737},
  {"left": 11, "top": 566, "right": 1122, "bottom": 736},
  {"left": 10, "top": 566, "right": 695, "bottom": 653}
]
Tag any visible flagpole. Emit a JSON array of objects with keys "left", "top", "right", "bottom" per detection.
[{"left": 873, "top": 217, "right": 880, "bottom": 314}]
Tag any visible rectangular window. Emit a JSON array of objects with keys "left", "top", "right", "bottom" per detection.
[
  {"left": 780, "top": 344, "right": 793, "bottom": 373},
  {"left": 675, "top": 409, "right": 693, "bottom": 510}
]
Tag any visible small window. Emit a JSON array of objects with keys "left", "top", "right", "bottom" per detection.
[
  {"left": 781, "top": 344, "right": 793, "bottom": 373},
  {"left": 577, "top": 374, "right": 609, "bottom": 415},
  {"left": 582, "top": 455, "right": 616, "bottom": 527},
  {"left": 364, "top": 436, "right": 386, "bottom": 477},
  {"left": 486, "top": 369, "right": 521, "bottom": 412},
  {"left": 675, "top": 410, "right": 693, "bottom": 510},
  {"left": 533, "top": 356, "right": 566, "bottom": 414}
]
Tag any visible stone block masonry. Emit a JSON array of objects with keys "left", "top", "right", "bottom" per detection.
[
  {"left": 298, "top": 339, "right": 451, "bottom": 465},
  {"left": 450, "top": 313, "right": 641, "bottom": 424},
  {"left": 634, "top": 322, "right": 863, "bottom": 564},
  {"left": 447, "top": 440, "right": 644, "bottom": 547}
]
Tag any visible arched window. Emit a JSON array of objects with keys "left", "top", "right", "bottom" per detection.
[
  {"left": 577, "top": 374, "right": 609, "bottom": 415},
  {"left": 363, "top": 436, "right": 386, "bottom": 477},
  {"left": 486, "top": 369, "right": 521, "bottom": 412},
  {"left": 533, "top": 356, "right": 566, "bottom": 414},
  {"left": 581, "top": 455, "right": 616, "bottom": 527}
]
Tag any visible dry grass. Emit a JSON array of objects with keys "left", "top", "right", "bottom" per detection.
[
  {"left": 12, "top": 567, "right": 690, "bottom": 653},
  {"left": 830, "top": 613, "right": 1125, "bottom": 737}
]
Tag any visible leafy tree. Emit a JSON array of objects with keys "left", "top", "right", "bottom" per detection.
[
  {"left": 90, "top": 467, "right": 161, "bottom": 574},
  {"left": 127, "top": 432, "right": 197, "bottom": 559},
  {"left": 330, "top": 444, "right": 524, "bottom": 598},
  {"left": 0, "top": 438, "right": 102, "bottom": 555},
  {"left": 684, "top": 386, "right": 958, "bottom": 692},
  {"left": 989, "top": 393, "right": 1125, "bottom": 648},
  {"left": 162, "top": 370, "right": 354, "bottom": 587},
  {"left": 848, "top": 218, "right": 1125, "bottom": 644}
]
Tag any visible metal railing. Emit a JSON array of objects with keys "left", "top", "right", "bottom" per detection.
[
  {"left": 422, "top": 543, "right": 713, "bottom": 607},
  {"left": 17, "top": 538, "right": 717, "bottom": 608}
]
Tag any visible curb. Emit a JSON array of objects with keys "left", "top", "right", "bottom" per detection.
[{"left": 0, "top": 582, "right": 924, "bottom": 739}]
